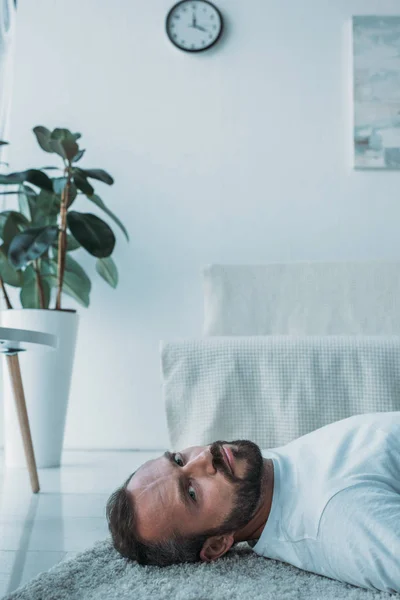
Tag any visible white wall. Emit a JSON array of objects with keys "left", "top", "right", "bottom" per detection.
[
  {"left": 0, "top": 0, "right": 16, "bottom": 143},
  {"left": 1, "top": 0, "right": 400, "bottom": 450}
]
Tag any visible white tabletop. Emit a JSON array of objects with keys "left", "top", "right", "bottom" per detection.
[{"left": 0, "top": 327, "right": 57, "bottom": 353}]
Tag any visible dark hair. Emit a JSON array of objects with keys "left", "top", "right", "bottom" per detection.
[{"left": 106, "top": 471, "right": 237, "bottom": 567}]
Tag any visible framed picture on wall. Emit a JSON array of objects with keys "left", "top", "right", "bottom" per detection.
[{"left": 353, "top": 16, "right": 400, "bottom": 170}]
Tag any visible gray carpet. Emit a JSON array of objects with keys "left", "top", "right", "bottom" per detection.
[{"left": 3, "top": 539, "right": 397, "bottom": 600}]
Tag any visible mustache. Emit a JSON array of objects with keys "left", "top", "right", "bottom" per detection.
[{"left": 210, "top": 442, "right": 231, "bottom": 476}]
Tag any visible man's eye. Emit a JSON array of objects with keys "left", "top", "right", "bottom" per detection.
[
  {"left": 188, "top": 484, "right": 197, "bottom": 502},
  {"left": 173, "top": 453, "right": 184, "bottom": 466},
  {"left": 173, "top": 453, "right": 197, "bottom": 502}
]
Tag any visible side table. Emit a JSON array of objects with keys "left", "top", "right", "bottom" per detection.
[{"left": 0, "top": 326, "right": 57, "bottom": 493}]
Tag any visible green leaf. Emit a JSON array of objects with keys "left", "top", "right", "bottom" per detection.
[
  {"left": 87, "top": 194, "right": 129, "bottom": 241},
  {"left": 0, "top": 212, "right": 30, "bottom": 245},
  {"left": 62, "top": 271, "right": 90, "bottom": 307},
  {"left": 32, "top": 126, "right": 53, "bottom": 153},
  {"left": 0, "top": 212, "right": 19, "bottom": 239},
  {"left": 51, "top": 128, "right": 71, "bottom": 140},
  {"left": 26, "top": 170, "right": 54, "bottom": 191},
  {"left": 39, "top": 257, "right": 56, "bottom": 279},
  {"left": 63, "top": 254, "right": 92, "bottom": 308},
  {"left": 67, "top": 212, "right": 115, "bottom": 258},
  {"left": 67, "top": 182, "right": 77, "bottom": 207},
  {"left": 40, "top": 166, "right": 61, "bottom": 171},
  {"left": 32, "top": 212, "right": 58, "bottom": 228},
  {"left": 66, "top": 233, "right": 80, "bottom": 251},
  {"left": 64, "top": 252, "right": 91, "bottom": 287},
  {"left": 48, "top": 128, "right": 79, "bottom": 161},
  {"left": 36, "top": 257, "right": 57, "bottom": 282},
  {"left": 0, "top": 169, "right": 53, "bottom": 191},
  {"left": 62, "top": 138, "right": 79, "bottom": 161},
  {"left": 18, "top": 184, "right": 37, "bottom": 221},
  {"left": 52, "top": 178, "right": 76, "bottom": 207},
  {"left": 32, "top": 189, "right": 60, "bottom": 226},
  {"left": 0, "top": 141, "right": 8, "bottom": 146},
  {"left": 48, "top": 253, "right": 91, "bottom": 307},
  {"left": 51, "top": 233, "right": 80, "bottom": 252},
  {"left": 72, "top": 149, "right": 85, "bottom": 163},
  {"left": 0, "top": 244, "right": 23, "bottom": 287},
  {"left": 53, "top": 177, "right": 67, "bottom": 194},
  {"left": 78, "top": 168, "right": 114, "bottom": 185},
  {"left": 96, "top": 256, "right": 118, "bottom": 288},
  {"left": 48, "top": 138, "right": 66, "bottom": 159},
  {"left": 18, "top": 192, "right": 33, "bottom": 221},
  {"left": 8, "top": 225, "right": 59, "bottom": 269},
  {"left": 73, "top": 171, "right": 94, "bottom": 196},
  {"left": 36, "top": 189, "right": 59, "bottom": 214},
  {"left": 48, "top": 129, "right": 69, "bottom": 159},
  {"left": 20, "top": 264, "right": 51, "bottom": 309}
]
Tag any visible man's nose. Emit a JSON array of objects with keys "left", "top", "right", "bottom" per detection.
[{"left": 183, "top": 448, "right": 217, "bottom": 476}]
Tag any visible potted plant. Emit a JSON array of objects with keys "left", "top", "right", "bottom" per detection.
[{"left": 0, "top": 127, "right": 129, "bottom": 467}]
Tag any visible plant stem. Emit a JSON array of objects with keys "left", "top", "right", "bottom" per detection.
[
  {"left": 56, "top": 165, "right": 71, "bottom": 310},
  {"left": 0, "top": 277, "right": 13, "bottom": 309},
  {"left": 34, "top": 260, "right": 45, "bottom": 309}
]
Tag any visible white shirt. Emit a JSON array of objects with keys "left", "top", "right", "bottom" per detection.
[{"left": 249, "top": 412, "right": 400, "bottom": 593}]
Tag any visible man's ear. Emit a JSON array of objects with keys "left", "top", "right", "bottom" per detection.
[{"left": 199, "top": 533, "right": 235, "bottom": 563}]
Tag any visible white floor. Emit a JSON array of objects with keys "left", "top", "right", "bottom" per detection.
[{"left": 0, "top": 449, "right": 161, "bottom": 597}]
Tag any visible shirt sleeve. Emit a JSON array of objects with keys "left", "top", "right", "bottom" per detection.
[{"left": 317, "top": 484, "right": 400, "bottom": 594}]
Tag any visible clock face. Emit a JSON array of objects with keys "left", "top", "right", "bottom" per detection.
[{"left": 166, "top": 0, "right": 223, "bottom": 52}]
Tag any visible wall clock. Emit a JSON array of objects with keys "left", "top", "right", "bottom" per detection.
[{"left": 166, "top": 0, "right": 223, "bottom": 53}]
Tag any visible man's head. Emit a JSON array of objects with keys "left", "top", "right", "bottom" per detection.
[{"left": 106, "top": 439, "right": 267, "bottom": 567}]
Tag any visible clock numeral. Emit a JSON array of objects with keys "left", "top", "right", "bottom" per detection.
[
  {"left": 210, "top": 14, "right": 215, "bottom": 19},
  {"left": 181, "top": 39, "right": 186, "bottom": 44},
  {"left": 191, "top": 44, "right": 195, "bottom": 49},
  {"left": 202, "top": 40, "right": 206, "bottom": 45},
  {"left": 174, "top": 14, "right": 180, "bottom": 19},
  {"left": 212, "top": 25, "right": 217, "bottom": 29},
  {"left": 209, "top": 34, "right": 212, "bottom": 39}
]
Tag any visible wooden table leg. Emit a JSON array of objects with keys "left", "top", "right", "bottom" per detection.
[{"left": 5, "top": 353, "right": 40, "bottom": 493}]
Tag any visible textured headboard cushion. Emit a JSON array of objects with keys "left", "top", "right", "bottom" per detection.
[
  {"left": 202, "top": 262, "right": 400, "bottom": 336},
  {"left": 161, "top": 336, "right": 400, "bottom": 450}
]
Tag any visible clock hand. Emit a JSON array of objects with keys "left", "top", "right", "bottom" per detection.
[
  {"left": 195, "top": 24, "right": 208, "bottom": 32},
  {"left": 192, "top": 11, "right": 195, "bottom": 28}
]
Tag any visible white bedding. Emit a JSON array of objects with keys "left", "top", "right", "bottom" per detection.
[
  {"left": 161, "top": 336, "right": 400, "bottom": 450},
  {"left": 202, "top": 263, "right": 400, "bottom": 336}
]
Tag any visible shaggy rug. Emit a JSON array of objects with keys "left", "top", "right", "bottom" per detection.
[{"left": 3, "top": 539, "right": 397, "bottom": 600}]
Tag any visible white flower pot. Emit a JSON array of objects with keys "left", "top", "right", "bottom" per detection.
[{"left": 1, "top": 309, "right": 79, "bottom": 468}]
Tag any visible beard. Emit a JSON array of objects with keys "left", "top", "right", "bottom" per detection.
[{"left": 208, "top": 439, "right": 265, "bottom": 535}]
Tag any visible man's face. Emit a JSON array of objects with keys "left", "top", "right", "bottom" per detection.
[{"left": 126, "top": 439, "right": 265, "bottom": 544}]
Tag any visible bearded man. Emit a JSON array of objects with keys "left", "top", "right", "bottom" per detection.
[{"left": 106, "top": 412, "right": 400, "bottom": 594}]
